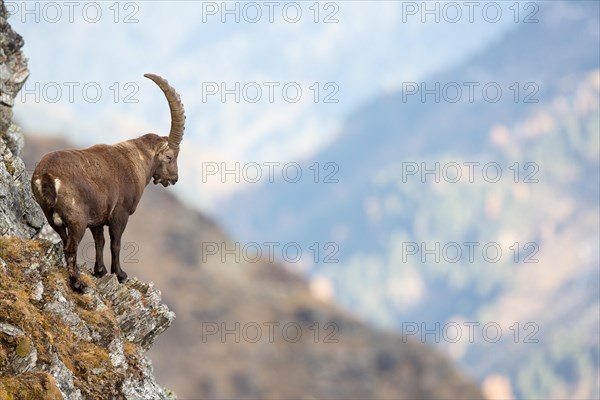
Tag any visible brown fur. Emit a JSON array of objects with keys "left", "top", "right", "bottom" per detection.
[{"left": 30, "top": 74, "right": 185, "bottom": 292}]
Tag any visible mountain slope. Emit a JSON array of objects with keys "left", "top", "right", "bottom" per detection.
[{"left": 214, "top": 1, "right": 600, "bottom": 398}]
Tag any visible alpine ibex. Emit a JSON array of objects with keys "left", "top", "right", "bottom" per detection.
[{"left": 31, "top": 74, "right": 185, "bottom": 292}]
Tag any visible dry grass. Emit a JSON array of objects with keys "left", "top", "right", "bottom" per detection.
[
  {"left": 0, "top": 372, "right": 63, "bottom": 400},
  {"left": 0, "top": 237, "right": 141, "bottom": 399}
]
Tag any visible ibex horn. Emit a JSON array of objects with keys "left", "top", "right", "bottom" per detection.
[{"left": 144, "top": 73, "right": 186, "bottom": 150}]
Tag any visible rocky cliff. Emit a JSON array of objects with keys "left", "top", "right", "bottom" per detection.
[
  {"left": 0, "top": 236, "right": 175, "bottom": 399},
  {"left": 0, "top": 4, "right": 175, "bottom": 399},
  {"left": 0, "top": 3, "right": 44, "bottom": 239}
]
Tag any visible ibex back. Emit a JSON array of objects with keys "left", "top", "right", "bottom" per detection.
[{"left": 31, "top": 74, "right": 185, "bottom": 292}]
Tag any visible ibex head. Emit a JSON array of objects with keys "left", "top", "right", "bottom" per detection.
[{"left": 144, "top": 73, "right": 186, "bottom": 187}]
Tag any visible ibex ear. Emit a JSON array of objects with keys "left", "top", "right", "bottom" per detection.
[{"left": 156, "top": 140, "right": 169, "bottom": 155}]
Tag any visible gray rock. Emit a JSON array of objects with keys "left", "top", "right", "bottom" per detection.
[
  {"left": 3, "top": 122, "right": 24, "bottom": 158},
  {"left": 0, "top": 120, "right": 46, "bottom": 239},
  {"left": 35, "top": 222, "right": 63, "bottom": 243},
  {"left": 0, "top": 321, "right": 23, "bottom": 336},
  {"left": 9, "top": 340, "right": 37, "bottom": 374},
  {"left": 108, "top": 338, "right": 127, "bottom": 369},
  {"left": 31, "top": 280, "right": 44, "bottom": 301},
  {"left": 96, "top": 275, "right": 176, "bottom": 351},
  {"left": 44, "top": 285, "right": 94, "bottom": 341},
  {"left": 122, "top": 353, "right": 172, "bottom": 400},
  {"left": 0, "top": 323, "right": 37, "bottom": 374},
  {"left": 47, "top": 352, "right": 83, "bottom": 400},
  {"left": 0, "top": 1, "right": 45, "bottom": 240}
]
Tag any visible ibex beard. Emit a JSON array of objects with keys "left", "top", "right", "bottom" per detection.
[{"left": 31, "top": 74, "right": 186, "bottom": 292}]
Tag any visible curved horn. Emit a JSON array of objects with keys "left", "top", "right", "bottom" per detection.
[{"left": 144, "top": 73, "right": 186, "bottom": 150}]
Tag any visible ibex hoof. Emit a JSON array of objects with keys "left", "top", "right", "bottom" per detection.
[
  {"left": 117, "top": 272, "right": 128, "bottom": 284},
  {"left": 69, "top": 276, "right": 88, "bottom": 293},
  {"left": 93, "top": 266, "right": 107, "bottom": 278}
]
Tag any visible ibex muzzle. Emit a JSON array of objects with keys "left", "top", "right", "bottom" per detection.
[{"left": 31, "top": 74, "right": 185, "bottom": 292}]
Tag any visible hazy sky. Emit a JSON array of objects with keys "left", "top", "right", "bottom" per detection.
[{"left": 9, "top": 1, "right": 517, "bottom": 210}]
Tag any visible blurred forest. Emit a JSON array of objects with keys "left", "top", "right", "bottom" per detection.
[{"left": 217, "top": 1, "right": 600, "bottom": 398}]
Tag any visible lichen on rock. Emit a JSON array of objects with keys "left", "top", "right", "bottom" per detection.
[{"left": 0, "top": 237, "right": 176, "bottom": 400}]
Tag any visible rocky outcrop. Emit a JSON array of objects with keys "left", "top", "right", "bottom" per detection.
[
  {"left": 0, "top": 1, "right": 45, "bottom": 239},
  {"left": 0, "top": 236, "right": 175, "bottom": 399},
  {"left": 0, "top": 3, "right": 176, "bottom": 398}
]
